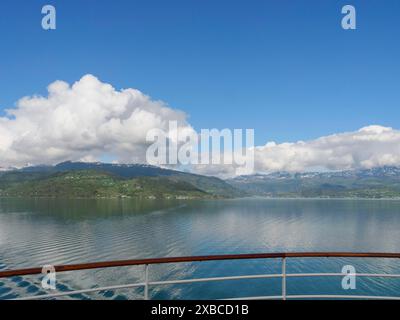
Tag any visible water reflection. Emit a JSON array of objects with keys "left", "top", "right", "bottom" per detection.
[{"left": 0, "top": 198, "right": 400, "bottom": 299}]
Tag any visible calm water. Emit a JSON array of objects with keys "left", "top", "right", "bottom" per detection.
[{"left": 0, "top": 198, "right": 400, "bottom": 299}]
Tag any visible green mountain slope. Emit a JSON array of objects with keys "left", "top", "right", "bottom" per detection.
[
  {"left": 0, "top": 170, "right": 219, "bottom": 199},
  {"left": 5, "top": 161, "right": 244, "bottom": 199}
]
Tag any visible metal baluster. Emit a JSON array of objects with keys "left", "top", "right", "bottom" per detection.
[
  {"left": 282, "top": 257, "right": 286, "bottom": 300},
  {"left": 144, "top": 264, "right": 149, "bottom": 300}
]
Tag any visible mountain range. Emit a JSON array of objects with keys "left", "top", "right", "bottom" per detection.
[
  {"left": 227, "top": 166, "right": 400, "bottom": 198},
  {"left": 2, "top": 162, "right": 400, "bottom": 199}
]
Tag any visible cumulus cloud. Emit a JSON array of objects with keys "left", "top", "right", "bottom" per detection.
[
  {"left": 253, "top": 125, "right": 400, "bottom": 173},
  {"left": 173, "top": 125, "right": 400, "bottom": 178},
  {"left": 1, "top": 75, "right": 399, "bottom": 177},
  {"left": 0, "top": 74, "right": 194, "bottom": 167}
]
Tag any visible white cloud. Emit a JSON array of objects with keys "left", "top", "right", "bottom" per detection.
[
  {"left": 191, "top": 125, "right": 400, "bottom": 177},
  {"left": 1, "top": 75, "right": 400, "bottom": 176},
  {"left": 0, "top": 74, "right": 194, "bottom": 167},
  {"left": 253, "top": 125, "right": 400, "bottom": 173}
]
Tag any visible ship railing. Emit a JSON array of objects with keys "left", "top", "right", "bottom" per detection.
[{"left": 1, "top": 252, "right": 400, "bottom": 300}]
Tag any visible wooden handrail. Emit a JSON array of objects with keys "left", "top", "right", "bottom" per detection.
[{"left": 1, "top": 252, "right": 400, "bottom": 278}]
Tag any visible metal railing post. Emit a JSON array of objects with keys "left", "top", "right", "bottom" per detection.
[
  {"left": 144, "top": 264, "right": 149, "bottom": 300},
  {"left": 282, "top": 257, "right": 286, "bottom": 300}
]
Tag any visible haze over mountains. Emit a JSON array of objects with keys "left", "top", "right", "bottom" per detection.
[{"left": 1, "top": 162, "right": 400, "bottom": 199}]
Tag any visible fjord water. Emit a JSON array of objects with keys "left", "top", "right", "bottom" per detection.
[{"left": 1, "top": 198, "right": 400, "bottom": 299}]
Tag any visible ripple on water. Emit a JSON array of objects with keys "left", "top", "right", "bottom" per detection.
[{"left": 2, "top": 198, "right": 400, "bottom": 299}]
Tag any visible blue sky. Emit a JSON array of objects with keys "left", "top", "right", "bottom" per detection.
[{"left": 0, "top": 0, "right": 399, "bottom": 146}]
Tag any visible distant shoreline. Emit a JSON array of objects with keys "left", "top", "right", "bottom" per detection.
[
  {"left": 240, "top": 196, "right": 400, "bottom": 201},
  {"left": 2, "top": 195, "right": 400, "bottom": 201}
]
